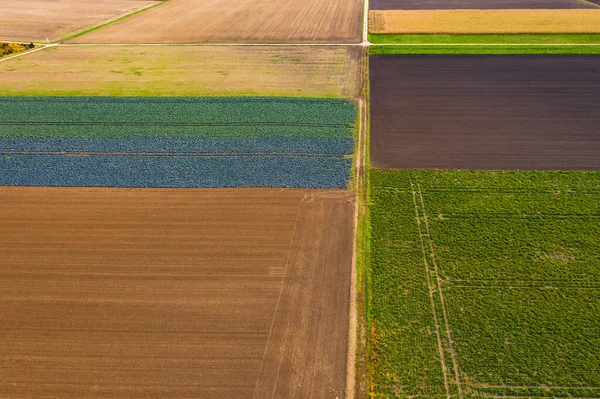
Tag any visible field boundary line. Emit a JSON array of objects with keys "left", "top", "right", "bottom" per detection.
[
  {"left": 409, "top": 174, "right": 452, "bottom": 399},
  {"left": 369, "top": 43, "right": 600, "bottom": 46},
  {"left": 252, "top": 194, "right": 305, "bottom": 399},
  {"left": 362, "top": 0, "right": 370, "bottom": 44},
  {"left": 479, "top": 394, "right": 600, "bottom": 399},
  {"left": 60, "top": 0, "right": 171, "bottom": 43},
  {"left": 417, "top": 183, "right": 464, "bottom": 399},
  {"left": 475, "top": 384, "right": 600, "bottom": 390},
  {"left": 0, "top": 44, "right": 56, "bottom": 64}
]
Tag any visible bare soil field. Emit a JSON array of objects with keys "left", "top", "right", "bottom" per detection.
[
  {"left": 370, "top": 0, "right": 597, "bottom": 9},
  {"left": 0, "top": 46, "right": 361, "bottom": 98},
  {"left": 370, "top": 55, "right": 600, "bottom": 169},
  {"left": 0, "top": 0, "right": 158, "bottom": 42},
  {"left": 69, "top": 0, "right": 363, "bottom": 43},
  {"left": 369, "top": 9, "right": 600, "bottom": 34},
  {"left": 0, "top": 188, "right": 354, "bottom": 398}
]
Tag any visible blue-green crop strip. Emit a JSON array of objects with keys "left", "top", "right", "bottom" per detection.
[{"left": 0, "top": 97, "right": 357, "bottom": 188}]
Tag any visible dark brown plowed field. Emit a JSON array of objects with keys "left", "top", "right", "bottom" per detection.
[
  {"left": 370, "top": 0, "right": 596, "bottom": 9},
  {"left": 370, "top": 55, "right": 600, "bottom": 170},
  {"left": 0, "top": 188, "right": 354, "bottom": 399}
]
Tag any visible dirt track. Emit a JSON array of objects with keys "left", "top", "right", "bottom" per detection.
[
  {"left": 0, "top": 0, "right": 157, "bottom": 42},
  {"left": 369, "top": 0, "right": 596, "bottom": 9},
  {"left": 0, "top": 188, "right": 354, "bottom": 398},
  {"left": 69, "top": 0, "right": 363, "bottom": 44},
  {"left": 370, "top": 55, "right": 600, "bottom": 170}
]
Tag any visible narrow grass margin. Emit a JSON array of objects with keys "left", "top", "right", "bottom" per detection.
[
  {"left": 369, "top": 33, "right": 600, "bottom": 44},
  {"left": 370, "top": 44, "right": 600, "bottom": 55}
]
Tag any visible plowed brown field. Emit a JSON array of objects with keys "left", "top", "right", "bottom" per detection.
[
  {"left": 370, "top": 55, "right": 600, "bottom": 170},
  {"left": 0, "top": 188, "right": 354, "bottom": 398},
  {"left": 0, "top": 0, "right": 158, "bottom": 42},
  {"left": 69, "top": 0, "right": 363, "bottom": 43}
]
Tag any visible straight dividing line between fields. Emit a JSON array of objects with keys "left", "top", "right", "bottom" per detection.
[
  {"left": 479, "top": 394, "right": 600, "bottom": 399},
  {"left": 416, "top": 182, "right": 465, "bottom": 399},
  {"left": 0, "top": 44, "right": 56, "bottom": 64},
  {"left": 409, "top": 174, "right": 452, "bottom": 399}
]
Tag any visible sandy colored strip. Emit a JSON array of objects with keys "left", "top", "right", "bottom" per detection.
[
  {"left": 0, "top": 0, "right": 159, "bottom": 42},
  {"left": 0, "top": 187, "right": 353, "bottom": 398},
  {"left": 68, "top": 0, "right": 363, "bottom": 44},
  {"left": 0, "top": 46, "right": 361, "bottom": 98},
  {"left": 369, "top": 9, "right": 600, "bottom": 34}
]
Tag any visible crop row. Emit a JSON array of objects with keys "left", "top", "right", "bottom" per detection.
[
  {"left": 0, "top": 154, "right": 351, "bottom": 188},
  {"left": 0, "top": 97, "right": 357, "bottom": 127},
  {"left": 0, "top": 125, "right": 352, "bottom": 139},
  {"left": 0, "top": 137, "right": 353, "bottom": 155}
]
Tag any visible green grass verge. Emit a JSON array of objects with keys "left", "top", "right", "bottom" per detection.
[
  {"left": 369, "top": 33, "right": 600, "bottom": 45},
  {"left": 370, "top": 45, "right": 600, "bottom": 55},
  {"left": 369, "top": 169, "right": 600, "bottom": 398}
]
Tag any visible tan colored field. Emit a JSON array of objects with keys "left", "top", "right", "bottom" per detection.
[
  {"left": 370, "top": 9, "right": 600, "bottom": 33},
  {"left": 69, "top": 0, "right": 363, "bottom": 44},
  {"left": 0, "top": 0, "right": 159, "bottom": 42},
  {"left": 0, "top": 187, "right": 354, "bottom": 398},
  {"left": 0, "top": 45, "right": 361, "bottom": 98}
]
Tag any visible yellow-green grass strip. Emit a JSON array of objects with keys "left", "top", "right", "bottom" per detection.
[
  {"left": 369, "top": 33, "right": 600, "bottom": 44},
  {"left": 369, "top": 44, "right": 600, "bottom": 55},
  {"left": 369, "top": 10, "right": 600, "bottom": 34}
]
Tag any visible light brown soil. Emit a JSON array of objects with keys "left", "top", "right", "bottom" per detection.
[
  {"left": 0, "top": 0, "right": 158, "bottom": 42},
  {"left": 0, "top": 187, "right": 354, "bottom": 398},
  {"left": 0, "top": 45, "right": 361, "bottom": 98},
  {"left": 69, "top": 0, "right": 363, "bottom": 44}
]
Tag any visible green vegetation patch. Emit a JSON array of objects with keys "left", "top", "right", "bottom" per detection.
[
  {"left": 369, "top": 44, "right": 600, "bottom": 55},
  {"left": 0, "top": 42, "right": 34, "bottom": 58},
  {"left": 369, "top": 169, "right": 600, "bottom": 398},
  {"left": 0, "top": 96, "right": 356, "bottom": 139},
  {"left": 369, "top": 33, "right": 600, "bottom": 44}
]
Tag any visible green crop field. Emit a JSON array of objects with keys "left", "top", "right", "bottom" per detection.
[{"left": 368, "top": 169, "right": 600, "bottom": 398}]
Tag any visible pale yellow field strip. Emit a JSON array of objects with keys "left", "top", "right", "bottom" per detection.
[
  {"left": 369, "top": 9, "right": 600, "bottom": 34},
  {"left": 0, "top": 0, "right": 160, "bottom": 43},
  {"left": 0, "top": 45, "right": 361, "bottom": 98}
]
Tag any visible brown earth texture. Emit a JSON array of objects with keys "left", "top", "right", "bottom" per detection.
[
  {"left": 0, "top": 187, "right": 354, "bottom": 399},
  {"left": 370, "top": 55, "right": 600, "bottom": 170}
]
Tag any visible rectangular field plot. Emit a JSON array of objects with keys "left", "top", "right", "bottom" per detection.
[
  {"left": 0, "top": 46, "right": 361, "bottom": 98},
  {"left": 368, "top": 169, "right": 600, "bottom": 398},
  {"left": 0, "top": 97, "right": 356, "bottom": 188},
  {"left": 0, "top": 0, "right": 159, "bottom": 42},
  {"left": 0, "top": 187, "right": 354, "bottom": 398},
  {"left": 369, "top": 10, "right": 600, "bottom": 34},
  {"left": 68, "top": 0, "right": 363, "bottom": 44},
  {"left": 370, "top": 55, "right": 600, "bottom": 169},
  {"left": 370, "top": 0, "right": 596, "bottom": 9}
]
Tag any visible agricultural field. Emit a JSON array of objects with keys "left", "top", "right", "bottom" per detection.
[
  {"left": 368, "top": 169, "right": 600, "bottom": 398},
  {"left": 370, "top": 0, "right": 598, "bottom": 9},
  {"left": 0, "top": 0, "right": 159, "bottom": 42},
  {"left": 68, "top": 0, "right": 363, "bottom": 44},
  {"left": 0, "top": 187, "right": 354, "bottom": 398},
  {"left": 0, "top": 97, "right": 356, "bottom": 188},
  {"left": 369, "top": 10, "right": 600, "bottom": 34},
  {"left": 0, "top": 46, "right": 361, "bottom": 98},
  {"left": 370, "top": 55, "right": 600, "bottom": 169}
]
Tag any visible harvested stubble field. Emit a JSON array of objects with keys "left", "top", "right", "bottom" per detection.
[
  {"left": 370, "top": 0, "right": 597, "bottom": 9},
  {"left": 0, "top": 187, "right": 354, "bottom": 398},
  {"left": 69, "top": 0, "right": 363, "bottom": 44},
  {"left": 0, "top": 46, "right": 361, "bottom": 98},
  {"left": 0, "top": 97, "right": 356, "bottom": 188},
  {"left": 369, "top": 169, "right": 600, "bottom": 398},
  {"left": 369, "top": 10, "right": 600, "bottom": 34},
  {"left": 0, "top": 0, "right": 159, "bottom": 42},
  {"left": 370, "top": 55, "right": 600, "bottom": 169}
]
